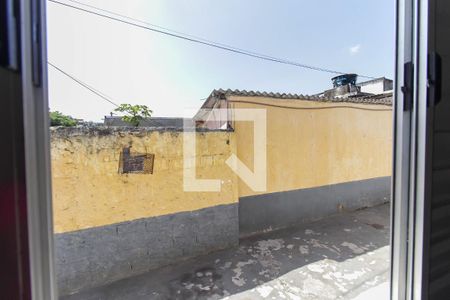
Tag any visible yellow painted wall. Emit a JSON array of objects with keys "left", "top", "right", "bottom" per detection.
[
  {"left": 228, "top": 96, "right": 393, "bottom": 197},
  {"left": 51, "top": 129, "right": 238, "bottom": 233},
  {"left": 52, "top": 97, "right": 393, "bottom": 233}
]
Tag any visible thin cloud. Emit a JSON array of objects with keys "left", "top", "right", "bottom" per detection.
[{"left": 349, "top": 44, "right": 361, "bottom": 55}]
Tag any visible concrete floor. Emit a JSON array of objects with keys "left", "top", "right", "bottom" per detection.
[{"left": 61, "top": 204, "right": 390, "bottom": 300}]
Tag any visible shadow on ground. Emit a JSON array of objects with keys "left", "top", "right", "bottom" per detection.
[{"left": 62, "top": 204, "right": 390, "bottom": 300}]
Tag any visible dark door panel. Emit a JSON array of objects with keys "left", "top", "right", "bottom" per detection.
[
  {"left": 426, "top": 0, "right": 450, "bottom": 298},
  {"left": 0, "top": 1, "right": 31, "bottom": 299},
  {"left": 0, "top": 54, "right": 31, "bottom": 300}
]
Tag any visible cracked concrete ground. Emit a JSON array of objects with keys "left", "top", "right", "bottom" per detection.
[{"left": 61, "top": 203, "right": 390, "bottom": 300}]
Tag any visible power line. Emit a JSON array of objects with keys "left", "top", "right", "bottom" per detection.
[
  {"left": 61, "top": 0, "right": 337, "bottom": 74},
  {"left": 48, "top": 62, "right": 120, "bottom": 107},
  {"left": 48, "top": 62, "right": 209, "bottom": 113},
  {"left": 48, "top": 0, "right": 376, "bottom": 79},
  {"left": 48, "top": 62, "right": 390, "bottom": 118},
  {"left": 228, "top": 100, "right": 392, "bottom": 112},
  {"left": 62, "top": 0, "right": 244, "bottom": 48}
]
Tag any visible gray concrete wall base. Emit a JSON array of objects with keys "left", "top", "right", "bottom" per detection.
[
  {"left": 55, "top": 203, "right": 238, "bottom": 296},
  {"left": 56, "top": 177, "right": 390, "bottom": 295},
  {"left": 239, "top": 176, "right": 391, "bottom": 237}
]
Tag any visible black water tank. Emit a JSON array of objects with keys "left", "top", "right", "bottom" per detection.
[{"left": 331, "top": 74, "right": 358, "bottom": 88}]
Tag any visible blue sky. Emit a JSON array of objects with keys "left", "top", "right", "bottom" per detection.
[{"left": 47, "top": 0, "right": 395, "bottom": 121}]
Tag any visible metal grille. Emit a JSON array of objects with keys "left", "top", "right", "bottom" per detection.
[{"left": 118, "top": 147, "right": 154, "bottom": 174}]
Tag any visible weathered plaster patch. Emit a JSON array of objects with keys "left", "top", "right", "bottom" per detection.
[
  {"left": 256, "top": 286, "right": 273, "bottom": 298},
  {"left": 232, "top": 259, "right": 256, "bottom": 286},
  {"left": 308, "top": 239, "right": 341, "bottom": 256},
  {"left": 221, "top": 261, "right": 232, "bottom": 270},
  {"left": 341, "top": 242, "right": 365, "bottom": 254},
  {"left": 256, "top": 239, "right": 285, "bottom": 252},
  {"left": 307, "top": 262, "right": 328, "bottom": 273},
  {"left": 196, "top": 272, "right": 204, "bottom": 277},
  {"left": 299, "top": 245, "right": 309, "bottom": 255},
  {"left": 286, "top": 292, "right": 301, "bottom": 300},
  {"left": 337, "top": 269, "right": 367, "bottom": 281},
  {"left": 305, "top": 229, "right": 320, "bottom": 235},
  {"left": 301, "top": 277, "right": 336, "bottom": 299}
]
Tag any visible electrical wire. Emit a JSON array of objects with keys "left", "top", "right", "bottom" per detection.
[
  {"left": 48, "top": 61, "right": 120, "bottom": 107},
  {"left": 227, "top": 99, "right": 392, "bottom": 111},
  {"left": 60, "top": 0, "right": 355, "bottom": 77},
  {"left": 48, "top": 62, "right": 210, "bottom": 116},
  {"left": 48, "top": 0, "right": 376, "bottom": 79},
  {"left": 48, "top": 61, "right": 390, "bottom": 114}
]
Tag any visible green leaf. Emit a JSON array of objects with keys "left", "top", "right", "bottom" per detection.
[
  {"left": 50, "top": 111, "right": 77, "bottom": 127},
  {"left": 114, "top": 104, "right": 152, "bottom": 127}
]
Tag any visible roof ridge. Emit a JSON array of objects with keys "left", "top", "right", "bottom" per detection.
[{"left": 211, "top": 88, "right": 392, "bottom": 106}]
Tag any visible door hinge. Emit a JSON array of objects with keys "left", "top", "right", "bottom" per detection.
[
  {"left": 401, "top": 61, "right": 414, "bottom": 111},
  {"left": 31, "top": 0, "right": 41, "bottom": 86},
  {"left": 427, "top": 52, "right": 442, "bottom": 107}
]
